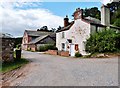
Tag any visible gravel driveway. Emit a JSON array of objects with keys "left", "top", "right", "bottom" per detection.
[{"left": 12, "top": 50, "right": 118, "bottom": 86}]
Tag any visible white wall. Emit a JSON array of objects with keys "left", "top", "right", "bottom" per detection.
[
  {"left": 56, "top": 19, "right": 91, "bottom": 55},
  {"left": 101, "top": 6, "right": 110, "bottom": 26}
]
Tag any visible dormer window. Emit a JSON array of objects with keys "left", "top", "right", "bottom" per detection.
[{"left": 62, "top": 32, "right": 65, "bottom": 38}]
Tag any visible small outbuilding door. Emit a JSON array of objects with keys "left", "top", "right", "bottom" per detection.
[{"left": 70, "top": 44, "right": 75, "bottom": 56}]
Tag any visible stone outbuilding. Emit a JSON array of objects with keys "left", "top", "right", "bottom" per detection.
[{"left": 22, "top": 30, "right": 56, "bottom": 51}]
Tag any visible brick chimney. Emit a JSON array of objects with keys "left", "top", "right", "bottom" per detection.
[
  {"left": 73, "top": 8, "right": 83, "bottom": 20},
  {"left": 64, "top": 15, "right": 69, "bottom": 27},
  {"left": 101, "top": 5, "right": 110, "bottom": 26}
]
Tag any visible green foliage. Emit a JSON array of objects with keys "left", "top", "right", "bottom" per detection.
[
  {"left": 85, "top": 29, "right": 120, "bottom": 53},
  {"left": 75, "top": 52, "right": 82, "bottom": 57},
  {"left": 114, "top": 18, "right": 120, "bottom": 27},
  {"left": 83, "top": 7, "right": 101, "bottom": 20},
  {"left": 16, "top": 44, "right": 21, "bottom": 49},
  {"left": 14, "top": 37, "right": 22, "bottom": 48},
  {"left": 107, "top": 2, "right": 120, "bottom": 25},
  {"left": 1, "top": 58, "right": 29, "bottom": 73},
  {"left": 39, "top": 44, "right": 58, "bottom": 52}
]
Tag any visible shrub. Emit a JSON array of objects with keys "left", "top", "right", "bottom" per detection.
[
  {"left": 114, "top": 19, "right": 120, "bottom": 27},
  {"left": 39, "top": 44, "right": 58, "bottom": 52},
  {"left": 85, "top": 29, "right": 120, "bottom": 53},
  {"left": 75, "top": 52, "right": 82, "bottom": 57},
  {"left": 39, "top": 46, "right": 47, "bottom": 52},
  {"left": 16, "top": 44, "right": 21, "bottom": 50}
]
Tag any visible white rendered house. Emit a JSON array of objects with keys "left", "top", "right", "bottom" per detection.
[{"left": 56, "top": 6, "right": 119, "bottom": 56}]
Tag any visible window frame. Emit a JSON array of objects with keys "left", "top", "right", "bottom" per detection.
[
  {"left": 62, "top": 32, "right": 65, "bottom": 38},
  {"left": 62, "top": 43, "right": 65, "bottom": 50}
]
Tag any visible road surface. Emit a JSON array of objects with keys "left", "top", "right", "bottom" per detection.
[{"left": 11, "top": 50, "right": 118, "bottom": 86}]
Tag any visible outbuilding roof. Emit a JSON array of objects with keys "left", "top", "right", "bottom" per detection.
[
  {"left": 29, "top": 35, "right": 50, "bottom": 44},
  {"left": 25, "top": 30, "right": 53, "bottom": 37}
]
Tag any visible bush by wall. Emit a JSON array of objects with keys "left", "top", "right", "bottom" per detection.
[
  {"left": 75, "top": 52, "right": 82, "bottom": 57},
  {"left": 85, "top": 29, "right": 120, "bottom": 53},
  {"left": 39, "top": 44, "right": 58, "bottom": 52}
]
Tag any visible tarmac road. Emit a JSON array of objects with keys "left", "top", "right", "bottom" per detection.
[{"left": 11, "top": 50, "right": 118, "bottom": 86}]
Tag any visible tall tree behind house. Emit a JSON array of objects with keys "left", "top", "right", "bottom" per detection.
[
  {"left": 107, "top": 1, "right": 120, "bottom": 26},
  {"left": 83, "top": 7, "right": 101, "bottom": 20}
]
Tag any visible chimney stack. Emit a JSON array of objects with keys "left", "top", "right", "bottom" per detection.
[
  {"left": 101, "top": 5, "right": 110, "bottom": 26},
  {"left": 73, "top": 8, "right": 83, "bottom": 20},
  {"left": 64, "top": 15, "right": 69, "bottom": 27}
]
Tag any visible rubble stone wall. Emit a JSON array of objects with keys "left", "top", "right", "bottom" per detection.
[{"left": 1, "top": 38, "right": 15, "bottom": 62}]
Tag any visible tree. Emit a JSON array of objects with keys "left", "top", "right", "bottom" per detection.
[
  {"left": 107, "top": 1, "right": 120, "bottom": 26},
  {"left": 56, "top": 26, "right": 62, "bottom": 31},
  {"left": 85, "top": 29, "right": 120, "bottom": 53},
  {"left": 37, "top": 26, "right": 50, "bottom": 32},
  {"left": 83, "top": 7, "right": 101, "bottom": 20},
  {"left": 40, "top": 26, "right": 48, "bottom": 31},
  {"left": 51, "top": 28, "right": 56, "bottom": 32}
]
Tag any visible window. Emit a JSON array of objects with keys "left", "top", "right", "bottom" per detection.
[
  {"left": 75, "top": 44, "right": 79, "bottom": 51},
  {"left": 96, "top": 26, "right": 98, "bottom": 32},
  {"left": 62, "top": 32, "right": 65, "bottom": 38},
  {"left": 67, "top": 39, "right": 72, "bottom": 43},
  {"left": 62, "top": 43, "right": 65, "bottom": 50}
]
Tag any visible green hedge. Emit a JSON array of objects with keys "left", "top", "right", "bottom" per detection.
[
  {"left": 39, "top": 44, "right": 58, "bottom": 52},
  {"left": 75, "top": 52, "right": 82, "bottom": 57},
  {"left": 85, "top": 29, "right": 120, "bottom": 53}
]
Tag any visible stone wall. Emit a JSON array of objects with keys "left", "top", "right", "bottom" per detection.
[
  {"left": 58, "top": 51, "right": 69, "bottom": 57},
  {"left": 45, "top": 50, "right": 69, "bottom": 57},
  {"left": 1, "top": 38, "right": 15, "bottom": 62},
  {"left": 45, "top": 50, "right": 58, "bottom": 55}
]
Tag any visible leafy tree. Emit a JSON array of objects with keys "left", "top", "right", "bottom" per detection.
[
  {"left": 107, "top": 2, "right": 120, "bottom": 26},
  {"left": 40, "top": 26, "right": 48, "bottom": 31},
  {"left": 85, "top": 29, "right": 120, "bottom": 53},
  {"left": 83, "top": 7, "right": 101, "bottom": 20},
  {"left": 37, "top": 26, "right": 54, "bottom": 32},
  {"left": 114, "top": 18, "right": 120, "bottom": 27},
  {"left": 56, "top": 26, "right": 62, "bottom": 31},
  {"left": 51, "top": 28, "right": 56, "bottom": 32},
  {"left": 14, "top": 37, "right": 22, "bottom": 48}
]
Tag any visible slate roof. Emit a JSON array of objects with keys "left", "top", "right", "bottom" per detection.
[
  {"left": 84, "top": 16, "right": 101, "bottom": 24},
  {"left": 29, "top": 35, "right": 50, "bottom": 44},
  {"left": 84, "top": 16, "right": 106, "bottom": 27},
  {"left": 56, "top": 16, "right": 107, "bottom": 33},
  {"left": 25, "top": 30, "right": 53, "bottom": 37},
  {"left": 56, "top": 21, "right": 74, "bottom": 32},
  {"left": 1, "top": 33, "right": 14, "bottom": 38},
  {"left": 110, "top": 25, "right": 120, "bottom": 30}
]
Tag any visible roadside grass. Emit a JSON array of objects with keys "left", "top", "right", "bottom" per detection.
[
  {"left": 80, "top": 52, "right": 120, "bottom": 59},
  {"left": 1, "top": 51, "right": 29, "bottom": 73},
  {"left": 1, "top": 58, "right": 29, "bottom": 73}
]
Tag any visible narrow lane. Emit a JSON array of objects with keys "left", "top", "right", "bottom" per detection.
[{"left": 12, "top": 50, "right": 118, "bottom": 86}]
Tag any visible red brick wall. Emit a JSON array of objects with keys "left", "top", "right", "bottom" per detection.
[
  {"left": 60, "top": 51, "right": 69, "bottom": 57},
  {"left": 45, "top": 50, "right": 58, "bottom": 55},
  {"left": 73, "top": 8, "right": 83, "bottom": 20},
  {"left": 28, "top": 44, "right": 36, "bottom": 51}
]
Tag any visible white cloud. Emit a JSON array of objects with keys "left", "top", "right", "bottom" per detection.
[
  {"left": 101, "top": 0, "right": 110, "bottom": 5},
  {"left": 1, "top": 2, "right": 63, "bottom": 37}
]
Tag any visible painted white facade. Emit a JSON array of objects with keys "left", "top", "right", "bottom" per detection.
[
  {"left": 56, "top": 19, "right": 91, "bottom": 55},
  {"left": 56, "top": 6, "right": 111, "bottom": 56}
]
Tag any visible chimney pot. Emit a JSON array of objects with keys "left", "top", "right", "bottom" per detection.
[
  {"left": 73, "top": 8, "right": 83, "bottom": 20},
  {"left": 64, "top": 15, "right": 69, "bottom": 27}
]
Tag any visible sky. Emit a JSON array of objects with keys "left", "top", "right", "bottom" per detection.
[{"left": 0, "top": 0, "right": 111, "bottom": 37}]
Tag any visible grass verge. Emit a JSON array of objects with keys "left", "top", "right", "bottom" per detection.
[{"left": 1, "top": 58, "right": 29, "bottom": 73}]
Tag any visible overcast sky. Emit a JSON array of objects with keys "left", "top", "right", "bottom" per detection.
[{"left": 0, "top": 0, "right": 111, "bottom": 37}]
